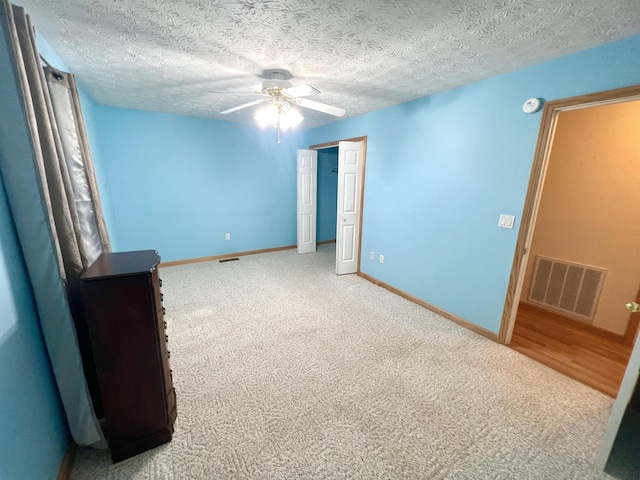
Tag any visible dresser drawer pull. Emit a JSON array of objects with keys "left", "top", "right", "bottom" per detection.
[
  {"left": 167, "top": 351, "right": 171, "bottom": 359},
  {"left": 162, "top": 307, "right": 166, "bottom": 315},
  {"left": 159, "top": 278, "right": 162, "bottom": 287},
  {"left": 165, "top": 334, "right": 169, "bottom": 343},
  {"left": 164, "top": 320, "right": 167, "bottom": 329},
  {"left": 161, "top": 293, "right": 164, "bottom": 302}
]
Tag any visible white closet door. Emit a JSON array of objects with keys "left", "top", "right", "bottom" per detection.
[
  {"left": 297, "top": 149, "right": 317, "bottom": 254},
  {"left": 336, "top": 141, "right": 364, "bottom": 275}
]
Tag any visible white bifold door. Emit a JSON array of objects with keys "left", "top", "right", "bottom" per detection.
[
  {"left": 296, "top": 149, "right": 317, "bottom": 254},
  {"left": 335, "top": 141, "right": 364, "bottom": 275},
  {"left": 296, "top": 142, "right": 364, "bottom": 274}
]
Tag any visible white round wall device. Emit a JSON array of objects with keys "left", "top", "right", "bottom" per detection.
[{"left": 522, "top": 97, "right": 542, "bottom": 114}]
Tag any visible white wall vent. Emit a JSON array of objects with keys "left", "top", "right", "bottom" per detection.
[{"left": 528, "top": 255, "right": 607, "bottom": 322}]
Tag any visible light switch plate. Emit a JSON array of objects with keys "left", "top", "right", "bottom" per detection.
[{"left": 498, "top": 214, "right": 515, "bottom": 229}]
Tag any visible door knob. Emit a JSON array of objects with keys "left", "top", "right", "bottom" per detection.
[{"left": 625, "top": 302, "right": 640, "bottom": 313}]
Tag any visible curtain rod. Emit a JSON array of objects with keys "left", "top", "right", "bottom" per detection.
[{"left": 39, "top": 54, "right": 64, "bottom": 80}]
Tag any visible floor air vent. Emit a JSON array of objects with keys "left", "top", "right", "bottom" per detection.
[
  {"left": 219, "top": 257, "right": 239, "bottom": 263},
  {"left": 528, "top": 256, "right": 606, "bottom": 322}
]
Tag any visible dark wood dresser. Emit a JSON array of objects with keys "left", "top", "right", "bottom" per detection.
[{"left": 80, "top": 250, "right": 176, "bottom": 463}]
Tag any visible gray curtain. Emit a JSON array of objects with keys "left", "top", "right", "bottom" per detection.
[{"left": 0, "top": 1, "right": 110, "bottom": 445}]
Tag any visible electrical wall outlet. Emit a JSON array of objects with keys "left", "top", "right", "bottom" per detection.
[
  {"left": 370, "top": 251, "right": 375, "bottom": 260},
  {"left": 379, "top": 254, "right": 384, "bottom": 264},
  {"left": 225, "top": 233, "right": 231, "bottom": 240}
]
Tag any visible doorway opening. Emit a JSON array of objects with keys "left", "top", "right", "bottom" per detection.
[
  {"left": 316, "top": 146, "right": 339, "bottom": 247},
  {"left": 296, "top": 136, "right": 367, "bottom": 275},
  {"left": 499, "top": 85, "right": 640, "bottom": 396}
]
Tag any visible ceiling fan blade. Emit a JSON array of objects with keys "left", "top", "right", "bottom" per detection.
[
  {"left": 220, "top": 98, "right": 269, "bottom": 114},
  {"left": 296, "top": 98, "right": 346, "bottom": 117},
  {"left": 282, "top": 84, "right": 321, "bottom": 97}
]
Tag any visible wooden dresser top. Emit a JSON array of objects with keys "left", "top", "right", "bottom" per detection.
[{"left": 81, "top": 250, "right": 160, "bottom": 280}]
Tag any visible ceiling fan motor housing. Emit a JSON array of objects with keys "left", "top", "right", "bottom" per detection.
[{"left": 262, "top": 79, "right": 293, "bottom": 95}]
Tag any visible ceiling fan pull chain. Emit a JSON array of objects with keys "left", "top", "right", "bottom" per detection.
[{"left": 277, "top": 115, "right": 281, "bottom": 144}]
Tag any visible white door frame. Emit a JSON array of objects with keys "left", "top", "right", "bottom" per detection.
[
  {"left": 498, "top": 85, "right": 640, "bottom": 346},
  {"left": 309, "top": 136, "right": 367, "bottom": 274}
]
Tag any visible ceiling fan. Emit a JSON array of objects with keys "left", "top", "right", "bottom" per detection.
[{"left": 216, "top": 69, "right": 346, "bottom": 143}]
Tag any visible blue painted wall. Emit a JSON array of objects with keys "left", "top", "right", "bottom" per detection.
[
  {"left": 303, "top": 35, "right": 640, "bottom": 334},
  {"left": 91, "top": 105, "right": 302, "bottom": 261},
  {"left": 317, "top": 147, "right": 338, "bottom": 242},
  {"left": 0, "top": 169, "right": 68, "bottom": 480}
]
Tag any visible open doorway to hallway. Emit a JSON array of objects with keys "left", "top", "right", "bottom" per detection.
[{"left": 506, "top": 94, "right": 640, "bottom": 397}]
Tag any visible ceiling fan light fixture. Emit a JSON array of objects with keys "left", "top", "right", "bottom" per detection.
[{"left": 254, "top": 103, "right": 303, "bottom": 131}]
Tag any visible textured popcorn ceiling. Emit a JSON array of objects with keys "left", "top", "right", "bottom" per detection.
[{"left": 14, "top": 0, "right": 640, "bottom": 128}]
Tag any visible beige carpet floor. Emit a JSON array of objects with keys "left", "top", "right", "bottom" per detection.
[{"left": 71, "top": 244, "right": 617, "bottom": 479}]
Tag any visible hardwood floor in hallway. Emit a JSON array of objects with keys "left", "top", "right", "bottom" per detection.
[{"left": 509, "top": 302, "right": 634, "bottom": 398}]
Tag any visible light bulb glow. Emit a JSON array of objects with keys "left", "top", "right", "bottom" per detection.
[
  {"left": 254, "top": 103, "right": 303, "bottom": 131},
  {"left": 254, "top": 104, "right": 280, "bottom": 128},
  {"left": 279, "top": 108, "right": 303, "bottom": 130}
]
